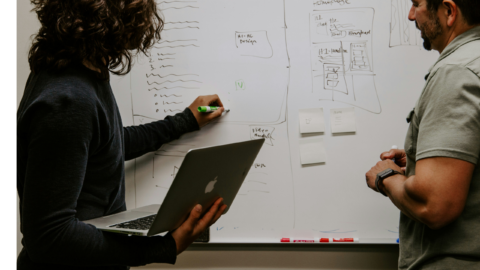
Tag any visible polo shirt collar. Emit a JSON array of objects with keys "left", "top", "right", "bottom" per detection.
[{"left": 426, "top": 25, "right": 480, "bottom": 78}]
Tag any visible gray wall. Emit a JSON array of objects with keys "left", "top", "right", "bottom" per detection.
[{"left": 17, "top": 1, "right": 399, "bottom": 269}]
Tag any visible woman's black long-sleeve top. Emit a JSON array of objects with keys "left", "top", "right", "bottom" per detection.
[{"left": 17, "top": 64, "right": 199, "bottom": 270}]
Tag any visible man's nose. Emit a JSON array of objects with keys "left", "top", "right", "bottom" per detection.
[{"left": 408, "top": 5, "right": 416, "bottom": 21}]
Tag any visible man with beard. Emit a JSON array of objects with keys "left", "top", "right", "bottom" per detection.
[{"left": 365, "top": 0, "right": 480, "bottom": 269}]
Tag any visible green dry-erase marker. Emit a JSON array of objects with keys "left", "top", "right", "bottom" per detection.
[{"left": 197, "top": 106, "right": 230, "bottom": 113}]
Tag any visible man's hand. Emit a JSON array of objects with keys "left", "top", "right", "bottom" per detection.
[
  {"left": 380, "top": 149, "right": 407, "bottom": 172},
  {"left": 365, "top": 159, "right": 403, "bottom": 194},
  {"left": 188, "top": 95, "right": 225, "bottom": 128},
  {"left": 171, "top": 198, "right": 227, "bottom": 255},
  {"left": 365, "top": 157, "right": 474, "bottom": 229}
]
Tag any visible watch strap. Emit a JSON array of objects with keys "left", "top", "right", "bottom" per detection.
[{"left": 375, "top": 169, "right": 401, "bottom": 197}]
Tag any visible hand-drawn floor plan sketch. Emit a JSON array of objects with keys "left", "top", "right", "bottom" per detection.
[
  {"left": 310, "top": 8, "right": 382, "bottom": 114},
  {"left": 390, "top": 0, "right": 422, "bottom": 47}
]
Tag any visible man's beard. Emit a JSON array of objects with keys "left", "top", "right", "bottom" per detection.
[{"left": 416, "top": 14, "right": 442, "bottom": 51}]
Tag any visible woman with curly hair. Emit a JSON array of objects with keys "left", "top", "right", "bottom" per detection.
[{"left": 17, "top": 0, "right": 227, "bottom": 269}]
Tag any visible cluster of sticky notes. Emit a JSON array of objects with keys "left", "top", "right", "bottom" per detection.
[{"left": 298, "top": 107, "right": 357, "bottom": 165}]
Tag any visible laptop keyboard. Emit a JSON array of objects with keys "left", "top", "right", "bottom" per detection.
[{"left": 108, "top": 214, "right": 157, "bottom": 231}]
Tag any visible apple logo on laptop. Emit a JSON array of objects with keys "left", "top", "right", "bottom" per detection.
[{"left": 205, "top": 177, "right": 217, "bottom": 193}]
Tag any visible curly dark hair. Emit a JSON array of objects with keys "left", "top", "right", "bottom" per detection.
[{"left": 28, "top": 0, "right": 164, "bottom": 78}]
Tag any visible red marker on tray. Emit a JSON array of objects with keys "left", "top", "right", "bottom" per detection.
[
  {"left": 280, "top": 238, "right": 316, "bottom": 243},
  {"left": 332, "top": 238, "right": 359, "bottom": 243}
]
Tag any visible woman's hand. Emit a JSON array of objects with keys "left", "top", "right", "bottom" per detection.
[
  {"left": 188, "top": 95, "right": 225, "bottom": 128},
  {"left": 171, "top": 198, "right": 227, "bottom": 255}
]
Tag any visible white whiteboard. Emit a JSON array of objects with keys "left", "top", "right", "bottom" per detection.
[{"left": 111, "top": 0, "right": 439, "bottom": 244}]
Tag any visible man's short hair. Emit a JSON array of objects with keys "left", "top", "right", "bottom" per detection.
[{"left": 427, "top": 0, "right": 480, "bottom": 25}]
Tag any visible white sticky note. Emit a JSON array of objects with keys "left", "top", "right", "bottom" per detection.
[
  {"left": 299, "top": 108, "right": 325, "bottom": 134},
  {"left": 330, "top": 107, "right": 356, "bottom": 134},
  {"left": 299, "top": 137, "right": 327, "bottom": 165}
]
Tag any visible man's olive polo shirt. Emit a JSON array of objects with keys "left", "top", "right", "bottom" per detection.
[{"left": 400, "top": 26, "right": 480, "bottom": 270}]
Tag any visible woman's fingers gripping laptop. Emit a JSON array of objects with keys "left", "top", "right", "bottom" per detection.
[{"left": 171, "top": 198, "right": 227, "bottom": 254}]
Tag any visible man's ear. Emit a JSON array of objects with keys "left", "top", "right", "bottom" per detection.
[{"left": 442, "top": 0, "right": 459, "bottom": 27}]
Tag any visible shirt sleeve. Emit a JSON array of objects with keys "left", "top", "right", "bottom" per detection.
[
  {"left": 123, "top": 108, "right": 199, "bottom": 161},
  {"left": 416, "top": 64, "right": 480, "bottom": 165},
  {"left": 20, "top": 95, "right": 177, "bottom": 267}
]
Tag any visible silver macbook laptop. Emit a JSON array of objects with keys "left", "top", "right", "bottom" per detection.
[{"left": 84, "top": 138, "right": 265, "bottom": 236}]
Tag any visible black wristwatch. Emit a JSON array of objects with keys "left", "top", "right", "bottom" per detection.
[{"left": 375, "top": 169, "right": 402, "bottom": 197}]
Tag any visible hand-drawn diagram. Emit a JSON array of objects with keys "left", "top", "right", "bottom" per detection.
[
  {"left": 390, "top": 0, "right": 422, "bottom": 47},
  {"left": 130, "top": 0, "right": 290, "bottom": 124},
  {"left": 131, "top": 0, "right": 295, "bottom": 235},
  {"left": 310, "top": 8, "right": 381, "bottom": 114},
  {"left": 123, "top": 0, "right": 411, "bottom": 242}
]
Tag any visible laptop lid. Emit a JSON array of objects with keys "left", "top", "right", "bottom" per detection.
[{"left": 146, "top": 138, "right": 265, "bottom": 236}]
